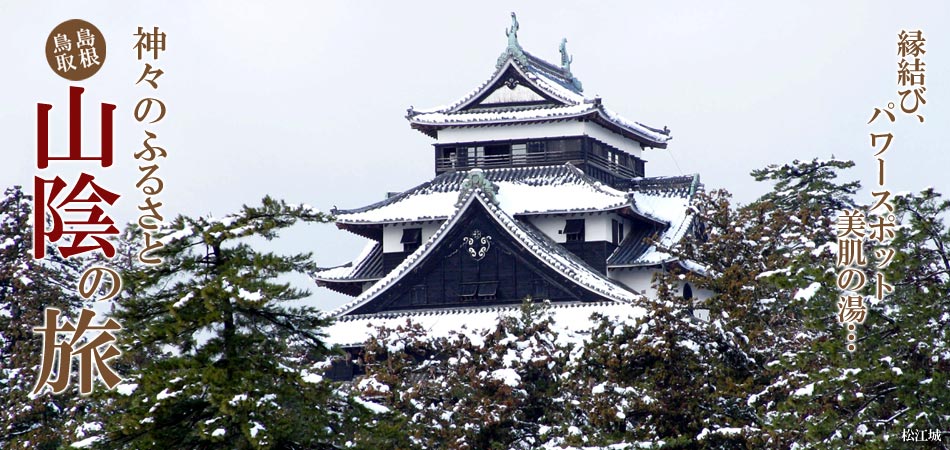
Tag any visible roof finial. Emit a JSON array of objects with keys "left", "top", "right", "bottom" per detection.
[
  {"left": 497, "top": 12, "right": 528, "bottom": 68},
  {"left": 506, "top": 12, "right": 520, "bottom": 48},
  {"left": 457, "top": 168, "right": 499, "bottom": 207},
  {"left": 559, "top": 38, "right": 573, "bottom": 72}
]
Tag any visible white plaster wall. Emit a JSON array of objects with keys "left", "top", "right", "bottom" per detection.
[
  {"left": 586, "top": 214, "right": 611, "bottom": 242},
  {"left": 591, "top": 212, "right": 633, "bottom": 244},
  {"left": 526, "top": 215, "right": 569, "bottom": 243},
  {"left": 524, "top": 213, "right": 633, "bottom": 243},
  {"left": 382, "top": 221, "right": 442, "bottom": 253},
  {"left": 611, "top": 267, "right": 659, "bottom": 296},
  {"left": 436, "top": 121, "right": 643, "bottom": 157},
  {"left": 608, "top": 267, "right": 713, "bottom": 303},
  {"left": 582, "top": 122, "right": 644, "bottom": 157}
]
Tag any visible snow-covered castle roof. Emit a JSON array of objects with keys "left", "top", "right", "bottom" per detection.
[{"left": 406, "top": 14, "right": 671, "bottom": 148}]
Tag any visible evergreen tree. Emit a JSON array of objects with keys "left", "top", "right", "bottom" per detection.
[
  {"left": 671, "top": 158, "right": 862, "bottom": 446},
  {"left": 751, "top": 158, "right": 860, "bottom": 219},
  {"left": 0, "top": 185, "right": 84, "bottom": 449},
  {"left": 357, "top": 300, "right": 569, "bottom": 450},
  {"left": 775, "top": 188, "right": 950, "bottom": 448},
  {"left": 89, "top": 197, "right": 345, "bottom": 449}
]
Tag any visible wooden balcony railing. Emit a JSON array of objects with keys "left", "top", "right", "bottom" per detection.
[
  {"left": 436, "top": 149, "right": 584, "bottom": 172},
  {"left": 435, "top": 149, "right": 643, "bottom": 178}
]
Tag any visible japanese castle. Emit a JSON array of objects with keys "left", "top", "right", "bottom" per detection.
[{"left": 317, "top": 14, "right": 709, "bottom": 359}]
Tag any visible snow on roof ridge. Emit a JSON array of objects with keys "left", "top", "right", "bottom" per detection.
[
  {"left": 606, "top": 174, "right": 701, "bottom": 268},
  {"left": 323, "top": 300, "right": 652, "bottom": 348},
  {"left": 330, "top": 187, "right": 642, "bottom": 317},
  {"left": 337, "top": 300, "right": 619, "bottom": 322},
  {"left": 597, "top": 104, "right": 672, "bottom": 142},
  {"left": 312, "top": 241, "right": 381, "bottom": 282},
  {"left": 410, "top": 102, "right": 595, "bottom": 125},
  {"left": 331, "top": 173, "right": 450, "bottom": 216},
  {"left": 335, "top": 164, "right": 632, "bottom": 225}
]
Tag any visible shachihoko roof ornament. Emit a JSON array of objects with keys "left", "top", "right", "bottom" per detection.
[
  {"left": 559, "top": 38, "right": 582, "bottom": 91},
  {"left": 497, "top": 12, "right": 529, "bottom": 68}
]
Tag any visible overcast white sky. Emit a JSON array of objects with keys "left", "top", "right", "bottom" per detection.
[{"left": 1, "top": 1, "right": 947, "bottom": 310}]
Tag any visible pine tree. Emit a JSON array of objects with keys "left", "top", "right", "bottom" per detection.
[
  {"left": 776, "top": 188, "right": 950, "bottom": 448},
  {"left": 0, "top": 185, "right": 85, "bottom": 449},
  {"left": 751, "top": 158, "right": 860, "bottom": 219},
  {"left": 89, "top": 197, "right": 345, "bottom": 449},
  {"left": 356, "top": 300, "right": 568, "bottom": 450},
  {"left": 670, "top": 159, "right": 863, "bottom": 446}
]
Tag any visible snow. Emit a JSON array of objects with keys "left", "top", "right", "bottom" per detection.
[
  {"left": 156, "top": 388, "right": 180, "bottom": 401},
  {"left": 757, "top": 268, "right": 791, "bottom": 279},
  {"left": 324, "top": 301, "right": 648, "bottom": 348},
  {"left": 411, "top": 58, "right": 669, "bottom": 144},
  {"left": 624, "top": 186, "right": 695, "bottom": 266},
  {"left": 336, "top": 166, "right": 629, "bottom": 224},
  {"left": 792, "top": 382, "right": 816, "bottom": 397},
  {"left": 237, "top": 288, "right": 263, "bottom": 302},
  {"left": 211, "top": 428, "right": 226, "bottom": 437},
  {"left": 599, "top": 105, "right": 672, "bottom": 143},
  {"left": 412, "top": 103, "right": 596, "bottom": 126},
  {"left": 697, "top": 427, "right": 745, "bottom": 440},
  {"left": 412, "top": 56, "right": 585, "bottom": 115},
  {"left": 522, "top": 61, "right": 587, "bottom": 105},
  {"left": 354, "top": 396, "right": 391, "bottom": 414},
  {"left": 172, "top": 292, "right": 194, "bottom": 308},
  {"left": 158, "top": 225, "right": 193, "bottom": 244},
  {"left": 793, "top": 282, "right": 822, "bottom": 301},
  {"left": 313, "top": 241, "right": 381, "bottom": 280},
  {"left": 115, "top": 383, "right": 138, "bottom": 396},
  {"left": 678, "top": 339, "right": 700, "bottom": 354},
  {"left": 301, "top": 372, "right": 323, "bottom": 384},
  {"left": 358, "top": 376, "right": 391, "bottom": 393},
  {"left": 331, "top": 190, "right": 643, "bottom": 318},
  {"left": 286, "top": 203, "right": 320, "bottom": 214},
  {"left": 249, "top": 421, "right": 265, "bottom": 438},
  {"left": 70, "top": 436, "right": 101, "bottom": 448},
  {"left": 490, "top": 368, "right": 521, "bottom": 387}
]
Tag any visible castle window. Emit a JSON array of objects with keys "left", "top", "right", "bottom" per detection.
[
  {"left": 466, "top": 146, "right": 485, "bottom": 165},
  {"left": 512, "top": 143, "right": 527, "bottom": 164},
  {"left": 564, "top": 219, "right": 585, "bottom": 242},
  {"left": 611, "top": 219, "right": 625, "bottom": 245},
  {"left": 401, "top": 228, "right": 422, "bottom": 253}
]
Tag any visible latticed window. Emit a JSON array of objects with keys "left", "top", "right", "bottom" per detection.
[
  {"left": 564, "top": 219, "right": 585, "bottom": 242},
  {"left": 401, "top": 228, "right": 422, "bottom": 253}
]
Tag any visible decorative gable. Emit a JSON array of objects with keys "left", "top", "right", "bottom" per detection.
[{"left": 475, "top": 82, "right": 546, "bottom": 107}]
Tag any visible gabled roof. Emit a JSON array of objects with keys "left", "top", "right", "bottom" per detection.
[
  {"left": 329, "top": 186, "right": 643, "bottom": 317},
  {"left": 333, "top": 164, "right": 631, "bottom": 225},
  {"left": 406, "top": 36, "right": 671, "bottom": 148},
  {"left": 608, "top": 174, "right": 701, "bottom": 268}
]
